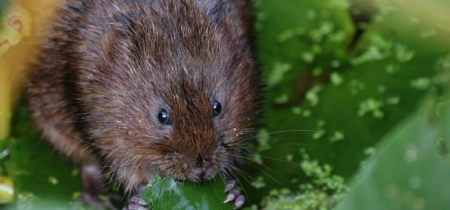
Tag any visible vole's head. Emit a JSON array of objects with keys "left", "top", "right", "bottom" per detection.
[
  {"left": 78, "top": 0, "right": 260, "bottom": 189},
  {"left": 146, "top": 73, "right": 255, "bottom": 183}
]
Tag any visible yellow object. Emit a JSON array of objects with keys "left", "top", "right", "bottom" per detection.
[
  {"left": 0, "top": 176, "right": 15, "bottom": 204},
  {"left": 0, "top": 0, "right": 65, "bottom": 139},
  {"left": 0, "top": 1, "right": 32, "bottom": 56}
]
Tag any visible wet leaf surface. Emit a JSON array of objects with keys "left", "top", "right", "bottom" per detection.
[
  {"left": 336, "top": 96, "right": 450, "bottom": 210},
  {"left": 141, "top": 177, "right": 233, "bottom": 210}
]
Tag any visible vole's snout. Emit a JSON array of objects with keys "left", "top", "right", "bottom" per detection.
[
  {"left": 190, "top": 154, "right": 214, "bottom": 182},
  {"left": 193, "top": 168, "right": 207, "bottom": 182},
  {"left": 195, "top": 154, "right": 210, "bottom": 167}
]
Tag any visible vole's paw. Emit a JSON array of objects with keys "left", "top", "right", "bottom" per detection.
[
  {"left": 75, "top": 163, "right": 119, "bottom": 210},
  {"left": 74, "top": 192, "right": 118, "bottom": 210},
  {"left": 224, "top": 180, "right": 245, "bottom": 209},
  {"left": 123, "top": 195, "right": 150, "bottom": 210}
]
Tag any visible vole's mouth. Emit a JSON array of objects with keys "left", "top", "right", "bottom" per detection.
[
  {"left": 167, "top": 176, "right": 211, "bottom": 183},
  {"left": 152, "top": 150, "right": 223, "bottom": 183},
  {"left": 153, "top": 174, "right": 189, "bottom": 184},
  {"left": 160, "top": 168, "right": 217, "bottom": 183}
]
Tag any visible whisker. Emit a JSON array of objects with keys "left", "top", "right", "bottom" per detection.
[
  {"left": 228, "top": 153, "right": 296, "bottom": 165},
  {"left": 245, "top": 162, "right": 284, "bottom": 186},
  {"left": 238, "top": 129, "right": 315, "bottom": 143}
]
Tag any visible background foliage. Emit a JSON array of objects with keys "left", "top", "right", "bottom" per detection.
[{"left": 1, "top": 0, "right": 450, "bottom": 209}]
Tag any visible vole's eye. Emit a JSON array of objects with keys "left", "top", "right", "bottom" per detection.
[
  {"left": 212, "top": 101, "right": 222, "bottom": 117},
  {"left": 158, "top": 109, "right": 170, "bottom": 125}
]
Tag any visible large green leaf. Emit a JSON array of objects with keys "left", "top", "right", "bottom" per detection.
[{"left": 336, "top": 95, "right": 450, "bottom": 210}]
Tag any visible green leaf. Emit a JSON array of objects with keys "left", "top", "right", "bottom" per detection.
[
  {"left": 336, "top": 96, "right": 450, "bottom": 210},
  {"left": 0, "top": 104, "right": 81, "bottom": 209},
  {"left": 140, "top": 177, "right": 233, "bottom": 210}
]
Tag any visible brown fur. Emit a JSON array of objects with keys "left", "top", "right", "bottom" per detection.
[{"left": 26, "top": 0, "right": 261, "bottom": 193}]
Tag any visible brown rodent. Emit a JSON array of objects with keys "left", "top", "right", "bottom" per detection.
[{"left": 25, "top": 0, "right": 261, "bottom": 209}]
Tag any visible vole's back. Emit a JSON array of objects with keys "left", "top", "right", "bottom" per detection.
[{"left": 26, "top": 0, "right": 94, "bottom": 164}]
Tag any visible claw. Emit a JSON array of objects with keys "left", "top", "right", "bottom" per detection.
[
  {"left": 75, "top": 192, "right": 118, "bottom": 210},
  {"left": 224, "top": 194, "right": 236, "bottom": 203},
  {"left": 225, "top": 180, "right": 236, "bottom": 192},
  {"left": 224, "top": 180, "right": 245, "bottom": 209},
  {"left": 229, "top": 189, "right": 239, "bottom": 196},
  {"left": 234, "top": 195, "right": 245, "bottom": 209},
  {"left": 124, "top": 204, "right": 147, "bottom": 210},
  {"left": 129, "top": 197, "right": 149, "bottom": 206},
  {"left": 123, "top": 195, "right": 150, "bottom": 210},
  {"left": 76, "top": 163, "right": 119, "bottom": 210}
]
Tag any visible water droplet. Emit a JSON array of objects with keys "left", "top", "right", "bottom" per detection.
[
  {"left": 307, "top": 9, "right": 316, "bottom": 20},
  {"left": 387, "top": 186, "right": 399, "bottom": 199},
  {"left": 286, "top": 154, "right": 294, "bottom": 162},
  {"left": 413, "top": 198, "right": 426, "bottom": 210},
  {"left": 409, "top": 176, "right": 422, "bottom": 189},
  {"left": 405, "top": 146, "right": 419, "bottom": 163}
]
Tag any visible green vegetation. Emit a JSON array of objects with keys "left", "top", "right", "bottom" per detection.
[
  {"left": 0, "top": 0, "right": 10, "bottom": 29},
  {"left": 244, "top": 0, "right": 450, "bottom": 208},
  {"left": 1, "top": 0, "right": 450, "bottom": 209},
  {"left": 0, "top": 106, "right": 80, "bottom": 208},
  {"left": 140, "top": 177, "right": 233, "bottom": 210}
]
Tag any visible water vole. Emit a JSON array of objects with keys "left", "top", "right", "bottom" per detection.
[{"left": 26, "top": 0, "right": 261, "bottom": 209}]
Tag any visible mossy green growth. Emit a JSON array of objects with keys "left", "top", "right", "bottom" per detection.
[{"left": 254, "top": 151, "right": 347, "bottom": 210}]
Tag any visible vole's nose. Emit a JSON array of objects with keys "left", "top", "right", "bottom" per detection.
[
  {"left": 193, "top": 169, "right": 206, "bottom": 182},
  {"left": 195, "top": 154, "right": 204, "bottom": 167},
  {"left": 195, "top": 154, "right": 209, "bottom": 167},
  {"left": 192, "top": 154, "right": 211, "bottom": 182}
]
